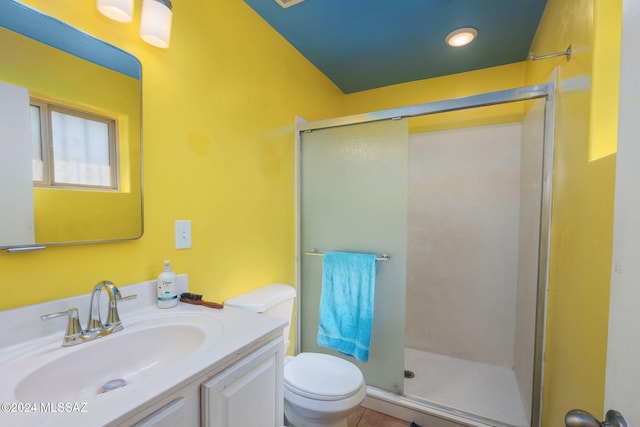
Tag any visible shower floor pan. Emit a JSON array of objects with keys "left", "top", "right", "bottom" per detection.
[
  {"left": 406, "top": 348, "right": 528, "bottom": 426},
  {"left": 362, "top": 348, "right": 529, "bottom": 427}
]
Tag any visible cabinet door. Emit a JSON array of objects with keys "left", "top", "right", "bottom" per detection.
[
  {"left": 132, "top": 398, "right": 186, "bottom": 427},
  {"left": 201, "top": 337, "right": 284, "bottom": 427}
]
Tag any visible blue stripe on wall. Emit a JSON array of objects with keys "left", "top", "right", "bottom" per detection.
[{"left": 0, "top": 0, "right": 141, "bottom": 80}]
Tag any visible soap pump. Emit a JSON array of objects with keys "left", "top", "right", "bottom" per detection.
[{"left": 157, "top": 260, "right": 178, "bottom": 308}]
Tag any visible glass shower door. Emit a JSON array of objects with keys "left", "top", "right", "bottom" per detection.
[{"left": 299, "top": 118, "right": 408, "bottom": 393}]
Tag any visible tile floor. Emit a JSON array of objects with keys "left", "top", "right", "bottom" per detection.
[{"left": 348, "top": 407, "right": 413, "bottom": 427}]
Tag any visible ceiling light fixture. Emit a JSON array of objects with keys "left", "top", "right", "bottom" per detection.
[
  {"left": 445, "top": 27, "right": 478, "bottom": 47},
  {"left": 97, "top": 0, "right": 133, "bottom": 23},
  {"left": 140, "top": 0, "right": 173, "bottom": 48},
  {"left": 98, "top": 0, "right": 173, "bottom": 48}
]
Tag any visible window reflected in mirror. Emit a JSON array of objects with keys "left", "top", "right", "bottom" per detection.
[{"left": 31, "top": 100, "right": 118, "bottom": 190}]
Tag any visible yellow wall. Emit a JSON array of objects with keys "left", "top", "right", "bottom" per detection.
[
  {"left": 344, "top": 62, "right": 527, "bottom": 133},
  {"left": 0, "top": 0, "right": 343, "bottom": 310},
  {"left": 526, "top": 0, "right": 620, "bottom": 424}
]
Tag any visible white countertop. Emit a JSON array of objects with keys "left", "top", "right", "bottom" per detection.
[{"left": 0, "top": 275, "right": 285, "bottom": 426}]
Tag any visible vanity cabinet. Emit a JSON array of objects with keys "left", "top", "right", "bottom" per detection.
[
  {"left": 201, "top": 337, "right": 284, "bottom": 427},
  {"left": 122, "top": 336, "right": 284, "bottom": 427},
  {"left": 132, "top": 398, "right": 188, "bottom": 427}
]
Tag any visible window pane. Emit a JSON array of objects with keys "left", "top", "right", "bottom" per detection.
[
  {"left": 50, "top": 110, "right": 112, "bottom": 186},
  {"left": 30, "top": 105, "right": 44, "bottom": 181}
]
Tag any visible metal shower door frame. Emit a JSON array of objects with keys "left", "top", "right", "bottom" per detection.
[{"left": 295, "top": 82, "right": 556, "bottom": 427}]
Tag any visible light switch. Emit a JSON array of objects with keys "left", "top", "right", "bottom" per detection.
[{"left": 175, "top": 220, "right": 191, "bottom": 249}]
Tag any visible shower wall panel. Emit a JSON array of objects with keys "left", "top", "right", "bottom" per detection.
[{"left": 406, "top": 122, "right": 522, "bottom": 367}]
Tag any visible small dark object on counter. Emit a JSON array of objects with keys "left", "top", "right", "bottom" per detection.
[{"left": 180, "top": 292, "right": 224, "bottom": 309}]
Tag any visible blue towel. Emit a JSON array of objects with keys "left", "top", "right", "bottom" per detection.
[{"left": 317, "top": 251, "right": 377, "bottom": 362}]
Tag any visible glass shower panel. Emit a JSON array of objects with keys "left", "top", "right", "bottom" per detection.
[{"left": 299, "top": 118, "right": 408, "bottom": 394}]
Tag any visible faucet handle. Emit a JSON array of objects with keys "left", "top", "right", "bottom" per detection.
[
  {"left": 118, "top": 293, "right": 137, "bottom": 302},
  {"left": 106, "top": 291, "right": 137, "bottom": 327},
  {"left": 41, "top": 308, "right": 84, "bottom": 346}
]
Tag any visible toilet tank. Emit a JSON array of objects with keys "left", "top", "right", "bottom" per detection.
[{"left": 225, "top": 284, "right": 296, "bottom": 350}]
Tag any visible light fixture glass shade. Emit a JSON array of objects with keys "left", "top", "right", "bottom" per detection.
[
  {"left": 97, "top": 0, "right": 133, "bottom": 23},
  {"left": 445, "top": 27, "right": 478, "bottom": 47},
  {"left": 140, "top": 0, "right": 173, "bottom": 48}
]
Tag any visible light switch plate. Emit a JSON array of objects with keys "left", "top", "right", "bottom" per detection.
[{"left": 175, "top": 220, "right": 192, "bottom": 249}]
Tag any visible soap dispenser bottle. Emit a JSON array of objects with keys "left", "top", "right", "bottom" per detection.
[{"left": 157, "top": 260, "right": 178, "bottom": 308}]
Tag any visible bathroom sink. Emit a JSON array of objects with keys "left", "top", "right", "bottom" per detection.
[
  {"left": 0, "top": 283, "right": 287, "bottom": 427},
  {"left": 9, "top": 312, "right": 222, "bottom": 403}
]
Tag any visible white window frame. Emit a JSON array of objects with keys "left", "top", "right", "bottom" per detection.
[{"left": 30, "top": 98, "right": 119, "bottom": 191}]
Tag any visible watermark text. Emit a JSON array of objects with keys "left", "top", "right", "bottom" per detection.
[{"left": 1, "top": 402, "right": 88, "bottom": 413}]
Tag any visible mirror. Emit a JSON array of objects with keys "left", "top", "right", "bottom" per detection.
[{"left": 0, "top": 0, "right": 142, "bottom": 250}]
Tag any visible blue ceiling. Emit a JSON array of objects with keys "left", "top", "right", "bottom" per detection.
[{"left": 243, "top": 0, "right": 548, "bottom": 93}]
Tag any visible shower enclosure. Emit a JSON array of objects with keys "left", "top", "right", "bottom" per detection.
[{"left": 297, "top": 85, "right": 554, "bottom": 427}]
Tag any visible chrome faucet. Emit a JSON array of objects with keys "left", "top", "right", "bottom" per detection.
[
  {"left": 87, "top": 280, "right": 134, "bottom": 334},
  {"left": 41, "top": 280, "right": 137, "bottom": 347}
]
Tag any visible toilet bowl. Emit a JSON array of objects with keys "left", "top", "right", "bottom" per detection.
[
  {"left": 225, "top": 284, "right": 366, "bottom": 427},
  {"left": 283, "top": 352, "right": 366, "bottom": 427}
]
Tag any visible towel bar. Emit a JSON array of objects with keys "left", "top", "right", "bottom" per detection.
[{"left": 305, "top": 249, "right": 390, "bottom": 262}]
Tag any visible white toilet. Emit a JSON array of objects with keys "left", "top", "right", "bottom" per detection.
[{"left": 225, "top": 284, "right": 367, "bottom": 427}]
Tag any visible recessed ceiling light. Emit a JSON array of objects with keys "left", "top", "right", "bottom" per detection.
[{"left": 445, "top": 27, "right": 478, "bottom": 47}]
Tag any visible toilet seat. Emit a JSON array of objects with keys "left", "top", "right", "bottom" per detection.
[{"left": 284, "top": 353, "right": 364, "bottom": 401}]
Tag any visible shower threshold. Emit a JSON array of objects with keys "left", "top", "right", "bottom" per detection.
[{"left": 364, "top": 387, "right": 520, "bottom": 427}]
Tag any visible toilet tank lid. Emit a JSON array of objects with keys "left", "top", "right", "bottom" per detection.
[{"left": 224, "top": 284, "right": 296, "bottom": 313}]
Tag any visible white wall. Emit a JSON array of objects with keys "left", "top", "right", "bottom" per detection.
[
  {"left": 0, "top": 81, "right": 35, "bottom": 247},
  {"left": 605, "top": 0, "right": 640, "bottom": 422},
  {"left": 406, "top": 122, "right": 522, "bottom": 366}
]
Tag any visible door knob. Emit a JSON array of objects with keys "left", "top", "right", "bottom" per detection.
[{"left": 565, "top": 409, "right": 627, "bottom": 427}]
